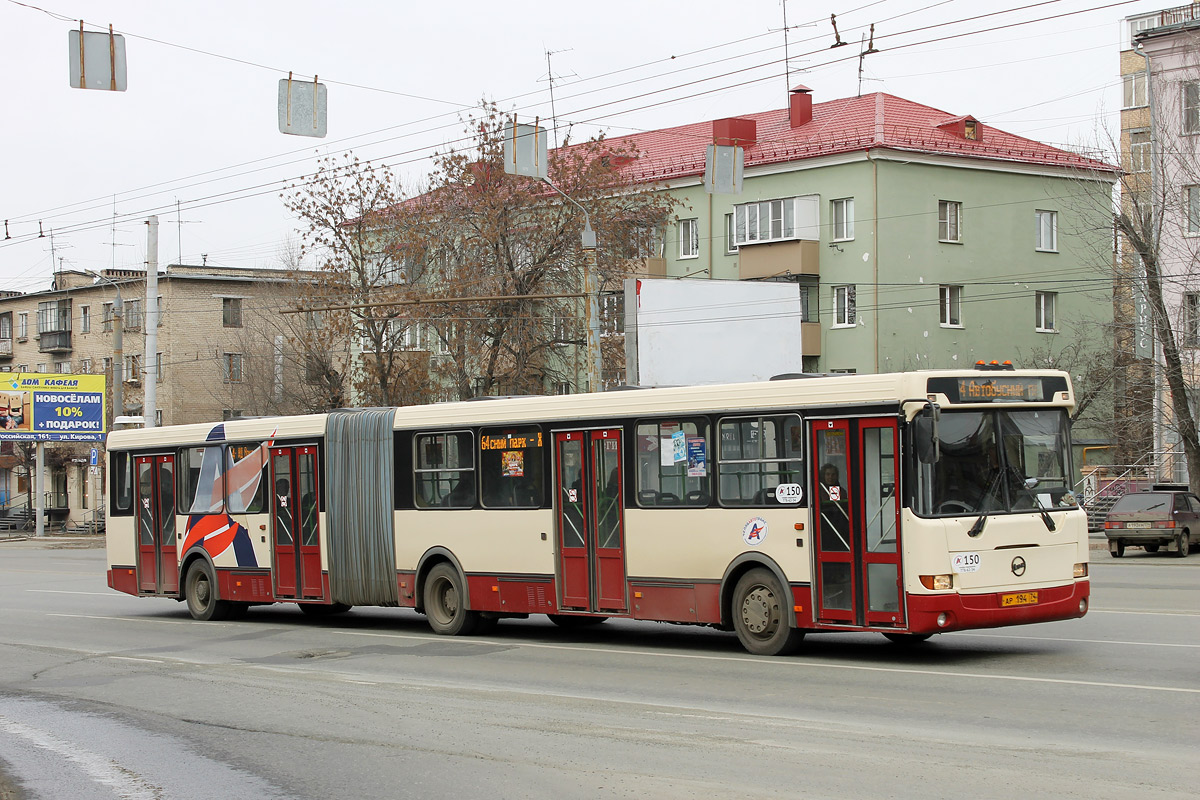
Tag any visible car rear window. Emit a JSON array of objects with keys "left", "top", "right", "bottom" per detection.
[{"left": 1110, "top": 493, "right": 1172, "bottom": 512}]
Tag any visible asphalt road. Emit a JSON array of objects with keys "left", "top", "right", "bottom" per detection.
[{"left": 0, "top": 537, "right": 1197, "bottom": 799}]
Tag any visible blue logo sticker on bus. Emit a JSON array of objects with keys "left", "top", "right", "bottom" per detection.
[{"left": 742, "top": 516, "right": 767, "bottom": 546}]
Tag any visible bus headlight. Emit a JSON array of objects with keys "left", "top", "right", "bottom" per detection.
[
  {"left": 1074, "top": 562, "right": 1088, "bottom": 578},
  {"left": 919, "top": 574, "right": 953, "bottom": 591}
]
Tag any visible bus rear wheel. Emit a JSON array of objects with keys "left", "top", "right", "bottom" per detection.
[
  {"left": 423, "top": 563, "right": 480, "bottom": 636},
  {"left": 185, "top": 560, "right": 231, "bottom": 622},
  {"left": 732, "top": 568, "right": 804, "bottom": 656}
]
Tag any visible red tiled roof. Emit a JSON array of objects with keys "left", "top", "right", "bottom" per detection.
[{"left": 584, "top": 92, "right": 1116, "bottom": 184}]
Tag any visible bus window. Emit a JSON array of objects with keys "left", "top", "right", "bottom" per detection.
[
  {"left": 717, "top": 414, "right": 803, "bottom": 506},
  {"left": 414, "top": 431, "right": 475, "bottom": 509},
  {"left": 111, "top": 451, "right": 133, "bottom": 513},
  {"left": 635, "top": 418, "right": 709, "bottom": 507},
  {"left": 479, "top": 426, "right": 543, "bottom": 509},
  {"left": 225, "top": 443, "right": 269, "bottom": 514},
  {"left": 181, "top": 447, "right": 224, "bottom": 514}
]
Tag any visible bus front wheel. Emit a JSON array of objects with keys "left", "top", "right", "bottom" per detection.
[
  {"left": 423, "top": 563, "right": 481, "bottom": 636},
  {"left": 185, "top": 560, "right": 231, "bottom": 622},
  {"left": 731, "top": 568, "right": 804, "bottom": 656}
]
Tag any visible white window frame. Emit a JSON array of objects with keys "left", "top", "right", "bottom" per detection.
[
  {"left": 1129, "top": 130, "right": 1151, "bottom": 173},
  {"left": 1035, "top": 291, "right": 1057, "bottom": 333},
  {"left": 940, "top": 285, "right": 963, "bottom": 328},
  {"left": 678, "top": 218, "right": 699, "bottom": 259},
  {"left": 1123, "top": 72, "right": 1147, "bottom": 109},
  {"left": 17, "top": 312, "right": 28, "bottom": 340},
  {"left": 79, "top": 358, "right": 92, "bottom": 374},
  {"left": 938, "top": 201, "right": 962, "bottom": 243},
  {"left": 1186, "top": 185, "right": 1200, "bottom": 235},
  {"left": 222, "top": 297, "right": 243, "bottom": 328},
  {"left": 1035, "top": 210, "right": 1058, "bottom": 252},
  {"left": 80, "top": 305, "right": 90, "bottom": 334},
  {"left": 832, "top": 284, "right": 856, "bottom": 328},
  {"left": 732, "top": 197, "right": 802, "bottom": 247},
  {"left": 1185, "top": 82, "right": 1200, "bottom": 135},
  {"left": 1186, "top": 293, "right": 1200, "bottom": 346},
  {"left": 831, "top": 198, "right": 855, "bottom": 241},
  {"left": 724, "top": 213, "right": 737, "bottom": 254}
]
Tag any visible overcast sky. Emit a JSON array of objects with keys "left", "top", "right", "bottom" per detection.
[{"left": 0, "top": 0, "right": 1170, "bottom": 291}]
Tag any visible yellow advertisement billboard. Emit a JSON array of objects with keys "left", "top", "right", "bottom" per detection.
[{"left": 0, "top": 373, "right": 107, "bottom": 442}]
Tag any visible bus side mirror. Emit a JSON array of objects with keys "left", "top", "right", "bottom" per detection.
[{"left": 916, "top": 404, "right": 941, "bottom": 464}]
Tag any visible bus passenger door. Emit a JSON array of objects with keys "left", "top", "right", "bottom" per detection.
[
  {"left": 555, "top": 429, "right": 627, "bottom": 614},
  {"left": 135, "top": 454, "right": 178, "bottom": 595},
  {"left": 270, "top": 446, "right": 324, "bottom": 600},
  {"left": 811, "top": 418, "right": 904, "bottom": 627}
]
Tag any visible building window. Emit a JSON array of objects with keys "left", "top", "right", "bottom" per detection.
[
  {"left": 1035, "top": 210, "right": 1057, "bottom": 252},
  {"left": 1186, "top": 294, "right": 1200, "bottom": 346},
  {"left": 938, "top": 201, "right": 962, "bottom": 242},
  {"left": 733, "top": 197, "right": 801, "bottom": 246},
  {"left": 678, "top": 218, "right": 699, "bottom": 259},
  {"left": 1130, "top": 130, "right": 1151, "bottom": 173},
  {"left": 79, "top": 358, "right": 92, "bottom": 374},
  {"left": 0, "top": 313, "right": 11, "bottom": 340},
  {"left": 125, "top": 354, "right": 141, "bottom": 382},
  {"left": 1123, "top": 72, "right": 1147, "bottom": 109},
  {"left": 55, "top": 361, "right": 70, "bottom": 373},
  {"left": 80, "top": 305, "right": 90, "bottom": 334},
  {"left": 124, "top": 299, "right": 142, "bottom": 330},
  {"left": 1035, "top": 291, "right": 1057, "bottom": 332},
  {"left": 940, "top": 285, "right": 963, "bottom": 327},
  {"left": 553, "top": 381, "right": 571, "bottom": 395},
  {"left": 222, "top": 297, "right": 243, "bottom": 328},
  {"left": 1185, "top": 82, "right": 1200, "bottom": 134},
  {"left": 156, "top": 352, "right": 164, "bottom": 382},
  {"left": 37, "top": 300, "right": 71, "bottom": 334},
  {"left": 724, "top": 213, "right": 737, "bottom": 254},
  {"left": 831, "top": 198, "right": 855, "bottom": 241},
  {"left": 102, "top": 303, "right": 113, "bottom": 332},
  {"left": 601, "top": 294, "right": 624, "bottom": 335},
  {"left": 399, "top": 323, "right": 421, "bottom": 350},
  {"left": 1186, "top": 186, "right": 1200, "bottom": 235},
  {"left": 224, "top": 353, "right": 243, "bottom": 383},
  {"left": 18, "top": 313, "right": 28, "bottom": 340},
  {"left": 222, "top": 409, "right": 245, "bottom": 421},
  {"left": 36, "top": 363, "right": 46, "bottom": 374},
  {"left": 833, "top": 285, "right": 856, "bottom": 328}
]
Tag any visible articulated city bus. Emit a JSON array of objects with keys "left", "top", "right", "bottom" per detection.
[{"left": 104, "top": 365, "right": 1089, "bottom": 655}]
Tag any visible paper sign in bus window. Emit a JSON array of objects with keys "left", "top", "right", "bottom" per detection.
[
  {"left": 501, "top": 450, "right": 524, "bottom": 477},
  {"left": 687, "top": 437, "right": 707, "bottom": 477}
]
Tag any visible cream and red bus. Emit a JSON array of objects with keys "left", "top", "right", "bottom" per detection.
[{"left": 104, "top": 365, "right": 1089, "bottom": 655}]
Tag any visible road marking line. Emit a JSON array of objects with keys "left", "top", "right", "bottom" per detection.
[
  {"left": 0, "top": 716, "right": 162, "bottom": 799},
  {"left": 107, "top": 656, "right": 164, "bottom": 664},
  {"left": 326, "top": 630, "right": 1200, "bottom": 695},
  {"left": 1088, "top": 609, "right": 1200, "bottom": 617},
  {"left": 28, "top": 589, "right": 112, "bottom": 596},
  {"left": 39, "top": 613, "right": 1200, "bottom": 694},
  {"left": 952, "top": 632, "right": 1200, "bottom": 648}
]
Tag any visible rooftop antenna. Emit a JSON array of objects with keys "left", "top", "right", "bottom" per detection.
[
  {"left": 772, "top": 1, "right": 814, "bottom": 110},
  {"left": 174, "top": 198, "right": 199, "bottom": 265},
  {"left": 538, "top": 47, "right": 574, "bottom": 148},
  {"left": 857, "top": 25, "right": 880, "bottom": 97}
]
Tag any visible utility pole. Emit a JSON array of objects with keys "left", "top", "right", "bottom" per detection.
[
  {"left": 144, "top": 216, "right": 159, "bottom": 427},
  {"left": 86, "top": 270, "right": 123, "bottom": 422}
]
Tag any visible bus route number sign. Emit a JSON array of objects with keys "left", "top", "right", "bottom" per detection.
[
  {"left": 951, "top": 552, "right": 981, "bottom": 573},
  {"left": 775, "top": 483, "right": 803, "bottom": 504}
]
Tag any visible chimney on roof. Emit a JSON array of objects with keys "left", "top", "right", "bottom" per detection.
[
  {"left": 712, "top": 117, "right": 756, "bottom": 148},
  {"left": 789, "top": 85, "right": 813, "bottom": 128}
]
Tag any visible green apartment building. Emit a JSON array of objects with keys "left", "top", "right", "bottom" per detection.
[{"left": 607, "top": 87, "right": 1117, "bottom": 376}]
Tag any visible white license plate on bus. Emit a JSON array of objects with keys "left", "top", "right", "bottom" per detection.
[
  {"left": 1124, "top": 522, "right": 1152, "bottom": 529},
  {"left": 1001, "top": 591, "right": 1039, "bottom": 607}
]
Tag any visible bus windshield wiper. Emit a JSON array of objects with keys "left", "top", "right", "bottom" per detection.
[{"left": 1023, "top": 478, "right": 1057, "bottom": 532}]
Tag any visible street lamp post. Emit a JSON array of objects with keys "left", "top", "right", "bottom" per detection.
[{"left": 85, "top": 270, "right": 124, "bottom": 420}]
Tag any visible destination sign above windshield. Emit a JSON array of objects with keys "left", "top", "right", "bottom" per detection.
[{"left": 926, "top": 375, "right": 1068, "bottom": 403}]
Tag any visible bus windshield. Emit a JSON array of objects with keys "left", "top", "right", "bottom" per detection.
[{"left": 915, "top": 408, "right": 1075, "bottom": 517}]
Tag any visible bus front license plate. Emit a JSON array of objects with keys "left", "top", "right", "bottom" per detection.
[{"left": 1001, "top": 591, "right": 1038, "bottom": 607}]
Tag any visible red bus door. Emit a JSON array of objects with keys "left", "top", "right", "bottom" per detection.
[
  {"left": 811, "top": 418, "right": 904, "bottom": 627},
  {"left": 555, "top": 429, "right": 627, "bottom": 614},
  {"left": 135, "top": 454, "right": 178, "bottom": 595},
  {"left": 270, "top": 446, "right": 324, "bottom": 600}
]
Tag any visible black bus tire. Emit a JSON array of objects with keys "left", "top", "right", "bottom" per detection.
[
  {"left": 185, "top": 560, "right": 231, "bottom": 621},
  {"left": 731, "top": 568, "right": 804, "bottom": 656},
  {"left": 423, "top": 563, "right": 480, "bottom": 636}
]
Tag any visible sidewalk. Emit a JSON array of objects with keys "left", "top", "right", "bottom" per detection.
[{"left": 0, "top": 532, "right": 105, "bottom": 549}]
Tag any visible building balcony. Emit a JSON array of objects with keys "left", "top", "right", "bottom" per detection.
[
  {"left": 38, "top": 331, "right": 72, "bottom": 352},
  {"left": 0, "top": 339, "right": 11, "bottom": 358},
  {"left": 624, "top": 257, "right": 666, "bottom": 278},
  {"left": 737, "top": 239, "right": 819, "bottom": 280}
]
